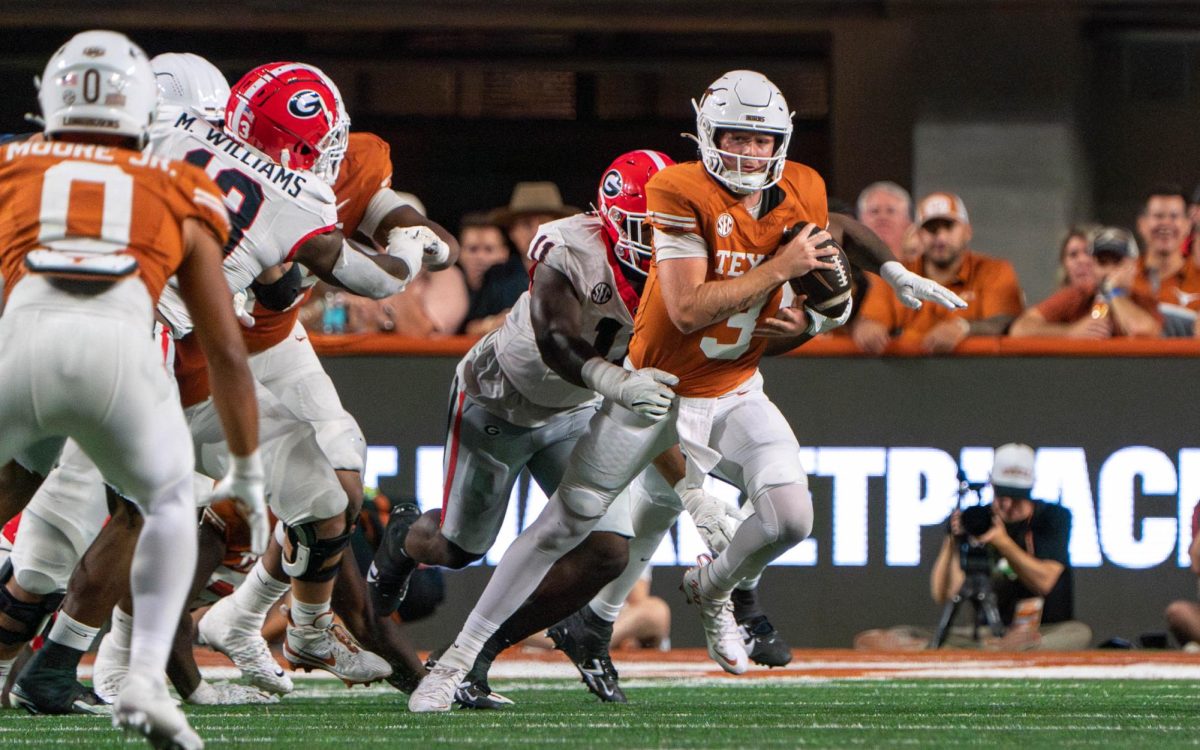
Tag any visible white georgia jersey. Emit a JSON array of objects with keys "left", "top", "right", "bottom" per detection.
[
  {"left": 461, "top": 213, "right": 635, "bottom": 427},
  {"left": 150, "top": 109, "right": 337, "bottom": 337}
]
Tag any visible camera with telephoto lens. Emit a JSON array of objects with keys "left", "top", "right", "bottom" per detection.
[
  {"left": 960, "top": 503, "right": 994, "bottom": 537},
  {"left": 957, "top": 503, "right": 994, "bottom": 575}
]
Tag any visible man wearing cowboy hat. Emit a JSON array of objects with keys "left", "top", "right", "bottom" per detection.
[{"left": 466, "top": 183, "right": 579, "bottom": 335}]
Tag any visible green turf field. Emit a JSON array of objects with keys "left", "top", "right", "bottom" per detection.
[{"left": 1, "top": 678, "right": 1198, "bottom": 748}]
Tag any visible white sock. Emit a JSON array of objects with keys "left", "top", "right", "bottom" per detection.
[
  {"left": 0, "top": 656, "right": 16, "bottom": 684},
  {"left": 128, "top": 476, "right": 197, "bottom": 676},
  {"left": 48, "top": 611, "right": 100, "bottom": 652},
  {"left": 230, "top": 560, "right": 290, "bottom": 627},
  {"left": 109, "top": 604, "right": 134, "bottom": 650},
  {"left": 589, "top": 498, "right": 678, "bottom": 623},
  {"left": 439, "top": 612, "right": 498, "bottom": 671},
  {"left": 290, "top": 597, "right": 330, "bottom": 628}
]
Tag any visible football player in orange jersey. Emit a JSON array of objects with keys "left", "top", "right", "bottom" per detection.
[
  {"left": 411, "top": 70, "right": 965, "bottom": 711},
  {"left": 0, "top": 31, "right": 266, "bottom": 748}
]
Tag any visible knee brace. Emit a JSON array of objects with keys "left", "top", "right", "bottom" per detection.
[
  {"left": 282, "top": 522, "right": 351, "bottom": 583},
  {"left": 0, "top": 560, "right": 63, "bottom": 645}
]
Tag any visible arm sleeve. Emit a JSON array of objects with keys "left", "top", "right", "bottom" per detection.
[{"left": 654, "top": 231, "right": 708, "bottom": 261}]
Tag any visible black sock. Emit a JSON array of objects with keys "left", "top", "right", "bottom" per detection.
[
  {"left": 468, "top": 628, "right": 514, "bottom": 683},
  {"left": 22, "top": 640, "right": 85, "bottom": 679},
  {"left": 579, "top": 606, "right": 614, "bottom": 641},
  {"left": 731, "top": 586, "right": 764, "bottom": 623}
]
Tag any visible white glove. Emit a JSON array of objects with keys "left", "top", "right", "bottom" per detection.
[
  {"left": 676, "top": 479, "right": 746, "bottom": 555},
  {"left": 581, "top": 358, "right": 678, "bottom": 421},
  {"left": 232, "top": 289, "right": 255, "bottom": 329},
  {"left": 879, "top": 260, "right": 967, "bottom": 311},
  {"left": 185, "top": 680, "right": 279, "bottom": 705},
  {"left": 418, "top": 231, "right": 451, "bottom": 268},
  {"left": 207, "top": 451, "right": 269, "bottom": 556},
  {"left": 385, "top": 226, "right": 431, "bottom": 283},
  {"left": 804, "top": 297, "right": 853, "bottom": 336}
]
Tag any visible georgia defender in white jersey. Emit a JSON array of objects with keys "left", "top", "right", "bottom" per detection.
[{"left": 370, "top": 151, "right": 752, "bottom": 707}]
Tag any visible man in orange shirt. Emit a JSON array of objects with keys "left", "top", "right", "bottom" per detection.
[
  {"left": 852, "top": 192, "right": 1024, "bottom": 353},
  {"left": 1132, "top": 186, "right": 1200, "bottom": 335},
  {"left": 409, "top": 70, "right": 964, "bottom": 711}
]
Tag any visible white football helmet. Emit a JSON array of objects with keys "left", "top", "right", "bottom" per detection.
[
  {"left": 689, "top": 70, "right": 793, "bottom": 194},
  {"left": 38, "top": 30, "right": 156, "bottom": 145},
  {"left": 152, "top": 52, "right": 230, "bottom": 125}
]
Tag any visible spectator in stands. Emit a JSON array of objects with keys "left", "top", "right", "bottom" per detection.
[
  {"left": 463, "top": 183, "right": 577, "bottom": 336},
  {"left": 1135, "top": 185, "right": 1192, "bottom": 299},
  {"left": 1055, "top": 225, "right": 1100, "bottom": 290},
  {"left": 1010, "top": 227, "right": 1161, "bottom": 338},
  {"left": 851, "top": 192, "right": 1024, "bottom": 353},
  {"left": 1165, "top": 500, "right": 1200, "bottom": 651},
  {"left": 857, "top": 181, "right": 915, "bottom": 261},
  {"left": 456, "top": 212, "right": 518, "bottom": 335},
  {"left": 1133, "top": 186, "right": 1196, "bottom": 335},
  {"left": 491, "top": 181, "right": 578, "bottom": 271},
  {"left": 457, "top": 213, "right": 510, "bottom": 298}
]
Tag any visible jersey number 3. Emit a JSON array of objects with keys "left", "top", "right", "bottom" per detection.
[
  {"left": 184, "top": 149, "right": 264, "bottom": 254},
  {"left": 700, "top": 301, "right": 765, "bottom": 360}
]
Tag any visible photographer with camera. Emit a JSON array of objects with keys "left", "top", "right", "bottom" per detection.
[{"left": 928, "top": 443, "right": 1092, "bottom": 650}]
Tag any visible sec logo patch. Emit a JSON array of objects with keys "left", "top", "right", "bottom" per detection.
[
  {"left": 716, "top": 213, "right": 734, "bottom": 237},
  {"left": 590, "top": 282, "right": 613, "bottom": 304}
]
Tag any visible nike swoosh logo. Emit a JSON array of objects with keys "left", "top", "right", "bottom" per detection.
[{"left": 336, "top": 199, "right": 351, "bottom": 212}]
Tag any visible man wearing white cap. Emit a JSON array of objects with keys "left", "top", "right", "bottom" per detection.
[
  {"left": 930, "top": 443, "right": 1092, "bottom": 650},
  {"left": 852, "top": 192, "right": 1025, "bottom": 353}
]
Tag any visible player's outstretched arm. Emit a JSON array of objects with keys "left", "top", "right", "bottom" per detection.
[
  {"left": 531, "top": 263, "right": 676, "bottom": 421},
  {"left": 294, "top": 229, "right": 410, "bottom": 299},
  {"left": 657, "top": 225, "right": 837, "bottom": 334},
  {"left": 177, "top": 219, "right": 258, "bottom": 459}
]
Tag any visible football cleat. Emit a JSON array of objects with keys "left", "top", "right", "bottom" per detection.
[
  {"left": 738, "top": 615, "right": 793, "bottom": 667},
  {"left": 113, "top": 674, "right": 203, "bottom": 750},
  {"left": 10, "top": 664, "right": 109, "bottom": 716},
  {"left": 197, "top": 596, "right": 293, "bottom": 695},
  {"left": 184, "top": 681, "right": 279, "bottom": 705},
  {"left": 548, "top": 610, "right": 627, "bottom": 703},
  {"left": 91, "top": 631, "right": 130, "bottom": 704},
  {"left": 454, "top": 677, "right": 514, "bottom": 709},
  {"left": 283, "top": 611, "right": 392, "bottom": 686},
  {"left": 681, "top": 560, "right": 749, "bottom": 675},
  {"left": 408, "top": 662, "right": 465, "bottom": 713},
  {"left": 367, "top": 503, "right": 422, "bottom": 616},
  {"left": 423, "top": 646, "right": 514, "bottom": 708}
]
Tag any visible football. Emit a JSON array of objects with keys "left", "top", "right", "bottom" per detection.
[{"left": 784, "top": 224, "right": 853, "bottom": 319}]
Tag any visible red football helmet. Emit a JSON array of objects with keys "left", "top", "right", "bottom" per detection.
[
  {"left": 597, "top": 149, "right": 675, "bottom": 276},
  {"left": 225, "top": 62, "right": 350, "bottom": 183}
]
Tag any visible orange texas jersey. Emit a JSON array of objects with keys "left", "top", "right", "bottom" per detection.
[
  {"left": 630, "top": 161, "right": 828, "bottom": 397},
  {"left": 0, "top": 139, "right": 228, "bottom": 303},
  {"left": 242, "top": 131, "right": 395, "bottom": 353}
]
